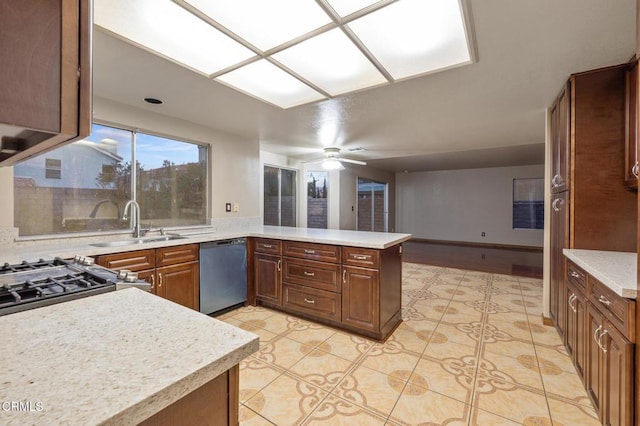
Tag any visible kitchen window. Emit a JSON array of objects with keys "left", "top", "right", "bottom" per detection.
[
  {"left": 13, "top": 123, "right": 208, "bottom": 236},
  {"left": 513, "top": 178, "right": 544, "bottom": 230},
  {"left": 263, "top": 166, "right": 296, "bottom": 227},
  {"left": 307, "top": 171, "right": 328, "bottom": 229}
]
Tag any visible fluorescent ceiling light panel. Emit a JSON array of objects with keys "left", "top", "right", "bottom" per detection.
[
  {"left": 323, "top": 0, "right": 382, "bottom": 17},
  {"left": 216, "top": 60, "right": 325, "bottom": 108},
  {"left": 347, "top": 0, "right": 471, "bottom": 80},
  {"left": 273, "top": 28, "right": 387, "bottom": 96},
  {"left": 182, "top": 0, "right": 332, "bottom": 52},
  {"left": 94, "top": 0, "right": 254, "bottom": 75}
]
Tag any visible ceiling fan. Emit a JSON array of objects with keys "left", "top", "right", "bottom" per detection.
[{"left": 307, "top": 147, "right": 367, "bottom": 170}]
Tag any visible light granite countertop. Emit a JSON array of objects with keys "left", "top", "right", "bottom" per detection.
[
  {"left": 563, "top": 249, "right": 637, "bottom": 298},
  {"left": 0, "top": 288, "right": 259, "bottom": 425},
  {"left": 0, "top": 225, "right": 412, "bottom": 264}
]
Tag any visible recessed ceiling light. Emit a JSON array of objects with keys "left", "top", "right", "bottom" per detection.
[{"left": 144, "top": 97, "right": 163, "bottom": 105}]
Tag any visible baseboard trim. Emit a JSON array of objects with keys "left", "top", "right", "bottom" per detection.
[
  {"left": 541, "top": 313, "right": 554, "bottom": 327},
  {"left": 408, "top": 238, "right": 543, "bottom": 252}
]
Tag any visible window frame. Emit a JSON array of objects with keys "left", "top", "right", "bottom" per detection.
[{"left": 263, "top": 164, "right": 297, "bottom": 227}]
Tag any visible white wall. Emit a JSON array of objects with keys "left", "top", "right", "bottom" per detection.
[
  {"left": 396, "top": 164, "right": 545, "bottom": 247},
  {"left": 94, "top": 97, "right": 261, "bottom": 220}
]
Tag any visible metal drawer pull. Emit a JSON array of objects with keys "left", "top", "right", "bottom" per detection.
[
  {"left": 569, "top": 271, "right": 580, "bottom": 279},
  {"left": 158, "top": 273, "right": 162, "bottom": 288},
  {"left": 277, "top": 260, "right": 281, "bottom": 272},
  {"left": 551, "top": 174, "right": 562, "bottom": 187},
  {"left": 633, "top": 162, "right": 639, "bottom": 178},
  {"left": 353, "top": 255, "right": 368, "bottom": 260},
  {"left": 598, "top": 329, "right": 609, "bottom": 353},
  {"left": 262, "top": 244, "right": 273, "bottom": 249},
  {"left": 593, "top": 325, "right": 602, "bottom": 345},
  {"left": 303, "top": 271, "right": 315, "bottom": 277},
  {"left": 552, "top": 198, "right": 562, "bottom": 212},
  {"left": 304, "top": 298, "right": 315, "bottom": 304},
  {"left": 150, "top": 274, "right": 155, "bottom": 290},
  {"left": 598, "top": 295, "right": 611, "bottom": 306},
  {"left": 343, "top": 269, "right": 346, "bottom": 283},
  {"left": 304, "top": 249, "right": 316, "bottom": 254},
  {"left": 568, "top": 294, "right": 577, "bottom": 313}
]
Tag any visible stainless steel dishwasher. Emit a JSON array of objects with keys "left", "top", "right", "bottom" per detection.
[{"left": 199, "top": 238, "right": 247, "bottom": 315}]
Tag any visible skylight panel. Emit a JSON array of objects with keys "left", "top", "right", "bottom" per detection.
[
  {"left": 323, "top": 0, "right": 382, "bottom": 17},
  {"left": 182, "top": 0, "right": 333, "bottom": 52},
  {"left": 94, "top": 0, "right": 255, "bottom": 75},
  {"left": 216, "top": 60, "right": 326, "bottom": 108},
  {"left": 272, "top": 28, "right": 387, "bottom": 96},
  {"left": 347, "top": 0, "right": 472, "bottom": 80}
]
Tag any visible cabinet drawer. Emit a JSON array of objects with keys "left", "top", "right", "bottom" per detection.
[
  {"left": 283, "top": 241, "right": 341, "bottom": 263},
  {"left": 589, "top": 276, "right": 636, "bottom": 342},
  {"left": 282, "top": 258, "right": 341, "bottom": 293},
  {"left": 96, "top": 249, "right": 155, "bottom": 271},
  {"left": 283, "top": 283, "right": 341, "bottom": 323},
  {"left": 342, "top": 247, "right": 380, "bottom": 269},
  {"left": 156, "top": 244, "right": 199, "bottom": 267},
  {"left": 254, "top": 238, "right": 281, "bottom": 255},
  {"left": 566, "top": 260, "right": 587, "bottom": 294}
]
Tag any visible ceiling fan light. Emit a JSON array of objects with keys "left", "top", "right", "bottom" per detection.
[{"left": 322, "top": 158, "right": 344, "bottom": 170}]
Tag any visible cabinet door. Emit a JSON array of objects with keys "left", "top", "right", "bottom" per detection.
[
  {"left": 550, "top": 192, "right": 569, "bottom": 337},
  {"left": 625, "top": 60, "right": 638, "bottom": 189},
  {"left": 156, "top": 262, "right": 199, "bottom": 310},
  {"left": 601, "top": 323, "right": 634, "bottom": 426},
  {"left": 254, "top": 254, "right": 282, "bottom": 306},
  {"left": 550, "top": 83, "right": 570, "bottom": 193},
  {"left": 566, "top": 285, "right": 587, "bottom": 380},
  {"left": 342, "top": 266, "right": 379, "bottom": 332},
  {"left": 586, "top": 304, "right": 605, "bottom": 421}
]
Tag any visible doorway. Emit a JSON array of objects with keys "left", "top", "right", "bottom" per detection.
[{"left": 357, "top": 177, "right": 388, "bottom": 232}]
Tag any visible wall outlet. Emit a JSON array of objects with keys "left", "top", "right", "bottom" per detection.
[
  {"left": 233, "top": 202, "right": 240, "bottom": 212},
  {"left": 481, "top": 232, "right": 486, "bottom": 237},
  {"left": 225, "top": 203, "right": 231, "bottom": 212}
]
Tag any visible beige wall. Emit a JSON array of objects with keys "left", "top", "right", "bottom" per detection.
[
  {"left": 0, "top": 166, "right": 13, "bottom": 227},
  {"left": 95, "top": 97, "right": 260, "bottom": 220}
]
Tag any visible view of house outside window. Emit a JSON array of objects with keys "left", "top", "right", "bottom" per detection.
[
  {"left": 307, "top": 171, "right": 328, "bottom": 229},
  {"left": 13, "top": 123, "right": 208, "bottom": 236},
  {"left": 513, "top": 178, "right": 544, "bottom": 230}
]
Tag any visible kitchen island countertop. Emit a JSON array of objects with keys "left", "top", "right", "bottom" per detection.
[
  {"left": 0, "top": 288, "right": 258, "bottom": 425},
  {"left": 563, "top": 248, "right": 637, "bottom": 298}
]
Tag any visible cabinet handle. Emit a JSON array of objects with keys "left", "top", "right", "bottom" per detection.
[
  {"left": 551, "top": 174, "right": 562, "bottom": 187},
  {"left": 150, "top": 274, "right": 155, "bottom": 290},
  {"left": 598, "top": 295, "right": 611, "bottom": 306},
  {"left": 633, "top": 162, "right": 639, "bottom": 178},
  {"left": 552, "top": 198, "right": 562, "bottom": 212},
  {"left": 303, "top": 298, "right": 315, "bottom": 304},
  {"left": 568, "top": 293, "right": 577, "bottom": 313},
  {"left": 343, "top": 269, "right": 346, "bottom": 283},
  {"left": 569, "top": 271, "right": 580, "bottom": 279},
  {"left": 304, "top": 249, "right": 316, "bottom": 254},
  {"left": 262, "top": 244, "right": 273, "bottom": 249},
  {"left": 593, "top": 325, "right": 602, "bottom": 346},
  {"left": 303, "top": 271, "right": 315, "bottom": 277},
  {"left": 353, "top": 255, "right": 368, "bottom": 260},
  {"left": 599, "top": 329, "right": 609, "bottom": 353},
  {"left": 158, "top": 273, "right": 162, "bottom": 288},
  {"left": 277, "top": 259, "right": 281, "bottom": 272}
]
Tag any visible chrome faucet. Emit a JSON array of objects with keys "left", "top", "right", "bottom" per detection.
[{"left": 122, "top": 200, "right": 142, "bottom": 238}]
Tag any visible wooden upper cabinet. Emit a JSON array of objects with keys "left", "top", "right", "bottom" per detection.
[
  {"left": 625, "top": 60, "right": 638, "bottom": 189},
  {"left": 0, "top": 0, "right": 92, "bottom": 165},
  {"left": 550, "top": 81, "right": 571, "bottom": 193}
]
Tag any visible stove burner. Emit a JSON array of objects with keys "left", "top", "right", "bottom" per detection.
[{"left": 0, "top": 257, "right": 118, "bottom": 316}]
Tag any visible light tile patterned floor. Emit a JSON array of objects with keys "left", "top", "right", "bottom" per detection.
[{"left": 219, "top": 263, "right": 600, "bottom": 425}]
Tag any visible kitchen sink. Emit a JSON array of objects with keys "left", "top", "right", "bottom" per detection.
[{"left": 89, "top": 235, "right": 187, "bottom": 248}]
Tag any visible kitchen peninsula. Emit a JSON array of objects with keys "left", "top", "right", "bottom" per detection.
[{"left": 0, "top": 288, "right": 259, "bottom": 426}]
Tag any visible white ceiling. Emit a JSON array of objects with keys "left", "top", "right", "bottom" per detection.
[{"left": 93, "top": 0, "right": 636, "bottom": 172}]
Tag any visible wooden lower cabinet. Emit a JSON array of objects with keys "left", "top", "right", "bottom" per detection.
[
  {"left": 96, "top": 244, "right": 200, "bottom": 311},
  {"left": 342, "top": 266, "right": 379, "bottom": 333},
  {"left": 254, "top": 253, "right": 282, "bottom": 306},
  {"left": 282, "top": 283, "right": 341, "bottom": 322},
  {"left": 587, "top": 304, "right": 634, "bottom": 426},
  {"left": 565, "top": 282, "right": 587, "bottom": 380},
  {"left": 139, "top": 364, "right": 239, "bottom": 426},
  {"left": 156, "top": 262, "right": 199, "bottom": 310}
]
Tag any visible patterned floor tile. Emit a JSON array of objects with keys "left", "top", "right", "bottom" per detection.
[
  {"left": 245, "top": 373, "right": 328, "bottom": 426},
  {"left": 388, "top": 383, "right": 472, "bottom": 425},
  {"left": 288, "top": 349, "right": 353, "bottom": 392},
  {"left": 468, "top": 407, "right": 521, "bottom": 425},
  {"left": 317, "top": 332, "right": 374, "bottom": 363},
  {"left": 239, "top": 404, "right": 276, "bottom": 425},
  {"left": 302, "top": 394, "right": 387, "bottom": 425},
  {"left": 540, "top": 367, "right": 593, "bottom": 407},
  {"left": 473, "top": 378, "right": 550, "bottom": 423},
  {"left": 254, "top": 337, "right": 313, "bottom": 369},
  {"left": 478, "top": 351, "right": 544, "bottom": 390},
  {"left": 358, "top": 344, "right": 420, "bottom": 380},
  {"left": 239, "top": 356, "right": 284, "bottom": 402},
  {"left": 547, "top": 397, "right": 601, "bottom": 425},
  {"left": 409, "top": 355, "right": 476, "bottom": 404}
]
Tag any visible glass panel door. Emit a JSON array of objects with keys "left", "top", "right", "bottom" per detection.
[
  {"left": 307, "top": 171, "right": 328, "bottom": 229},
  {"left": 357, "top": 177, "right": 388, "bottom": 232},
  {"left": 264, "top": 165, "right": 297, "bottom": 227}
]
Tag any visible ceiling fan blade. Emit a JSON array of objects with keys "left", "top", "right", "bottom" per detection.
[{"left": 338, "top": 158, "right": 367, "bottom": 166}]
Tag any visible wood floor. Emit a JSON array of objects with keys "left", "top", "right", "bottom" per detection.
[{"left": 402, "top": 240, "right": 543, "bottom": 279}]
